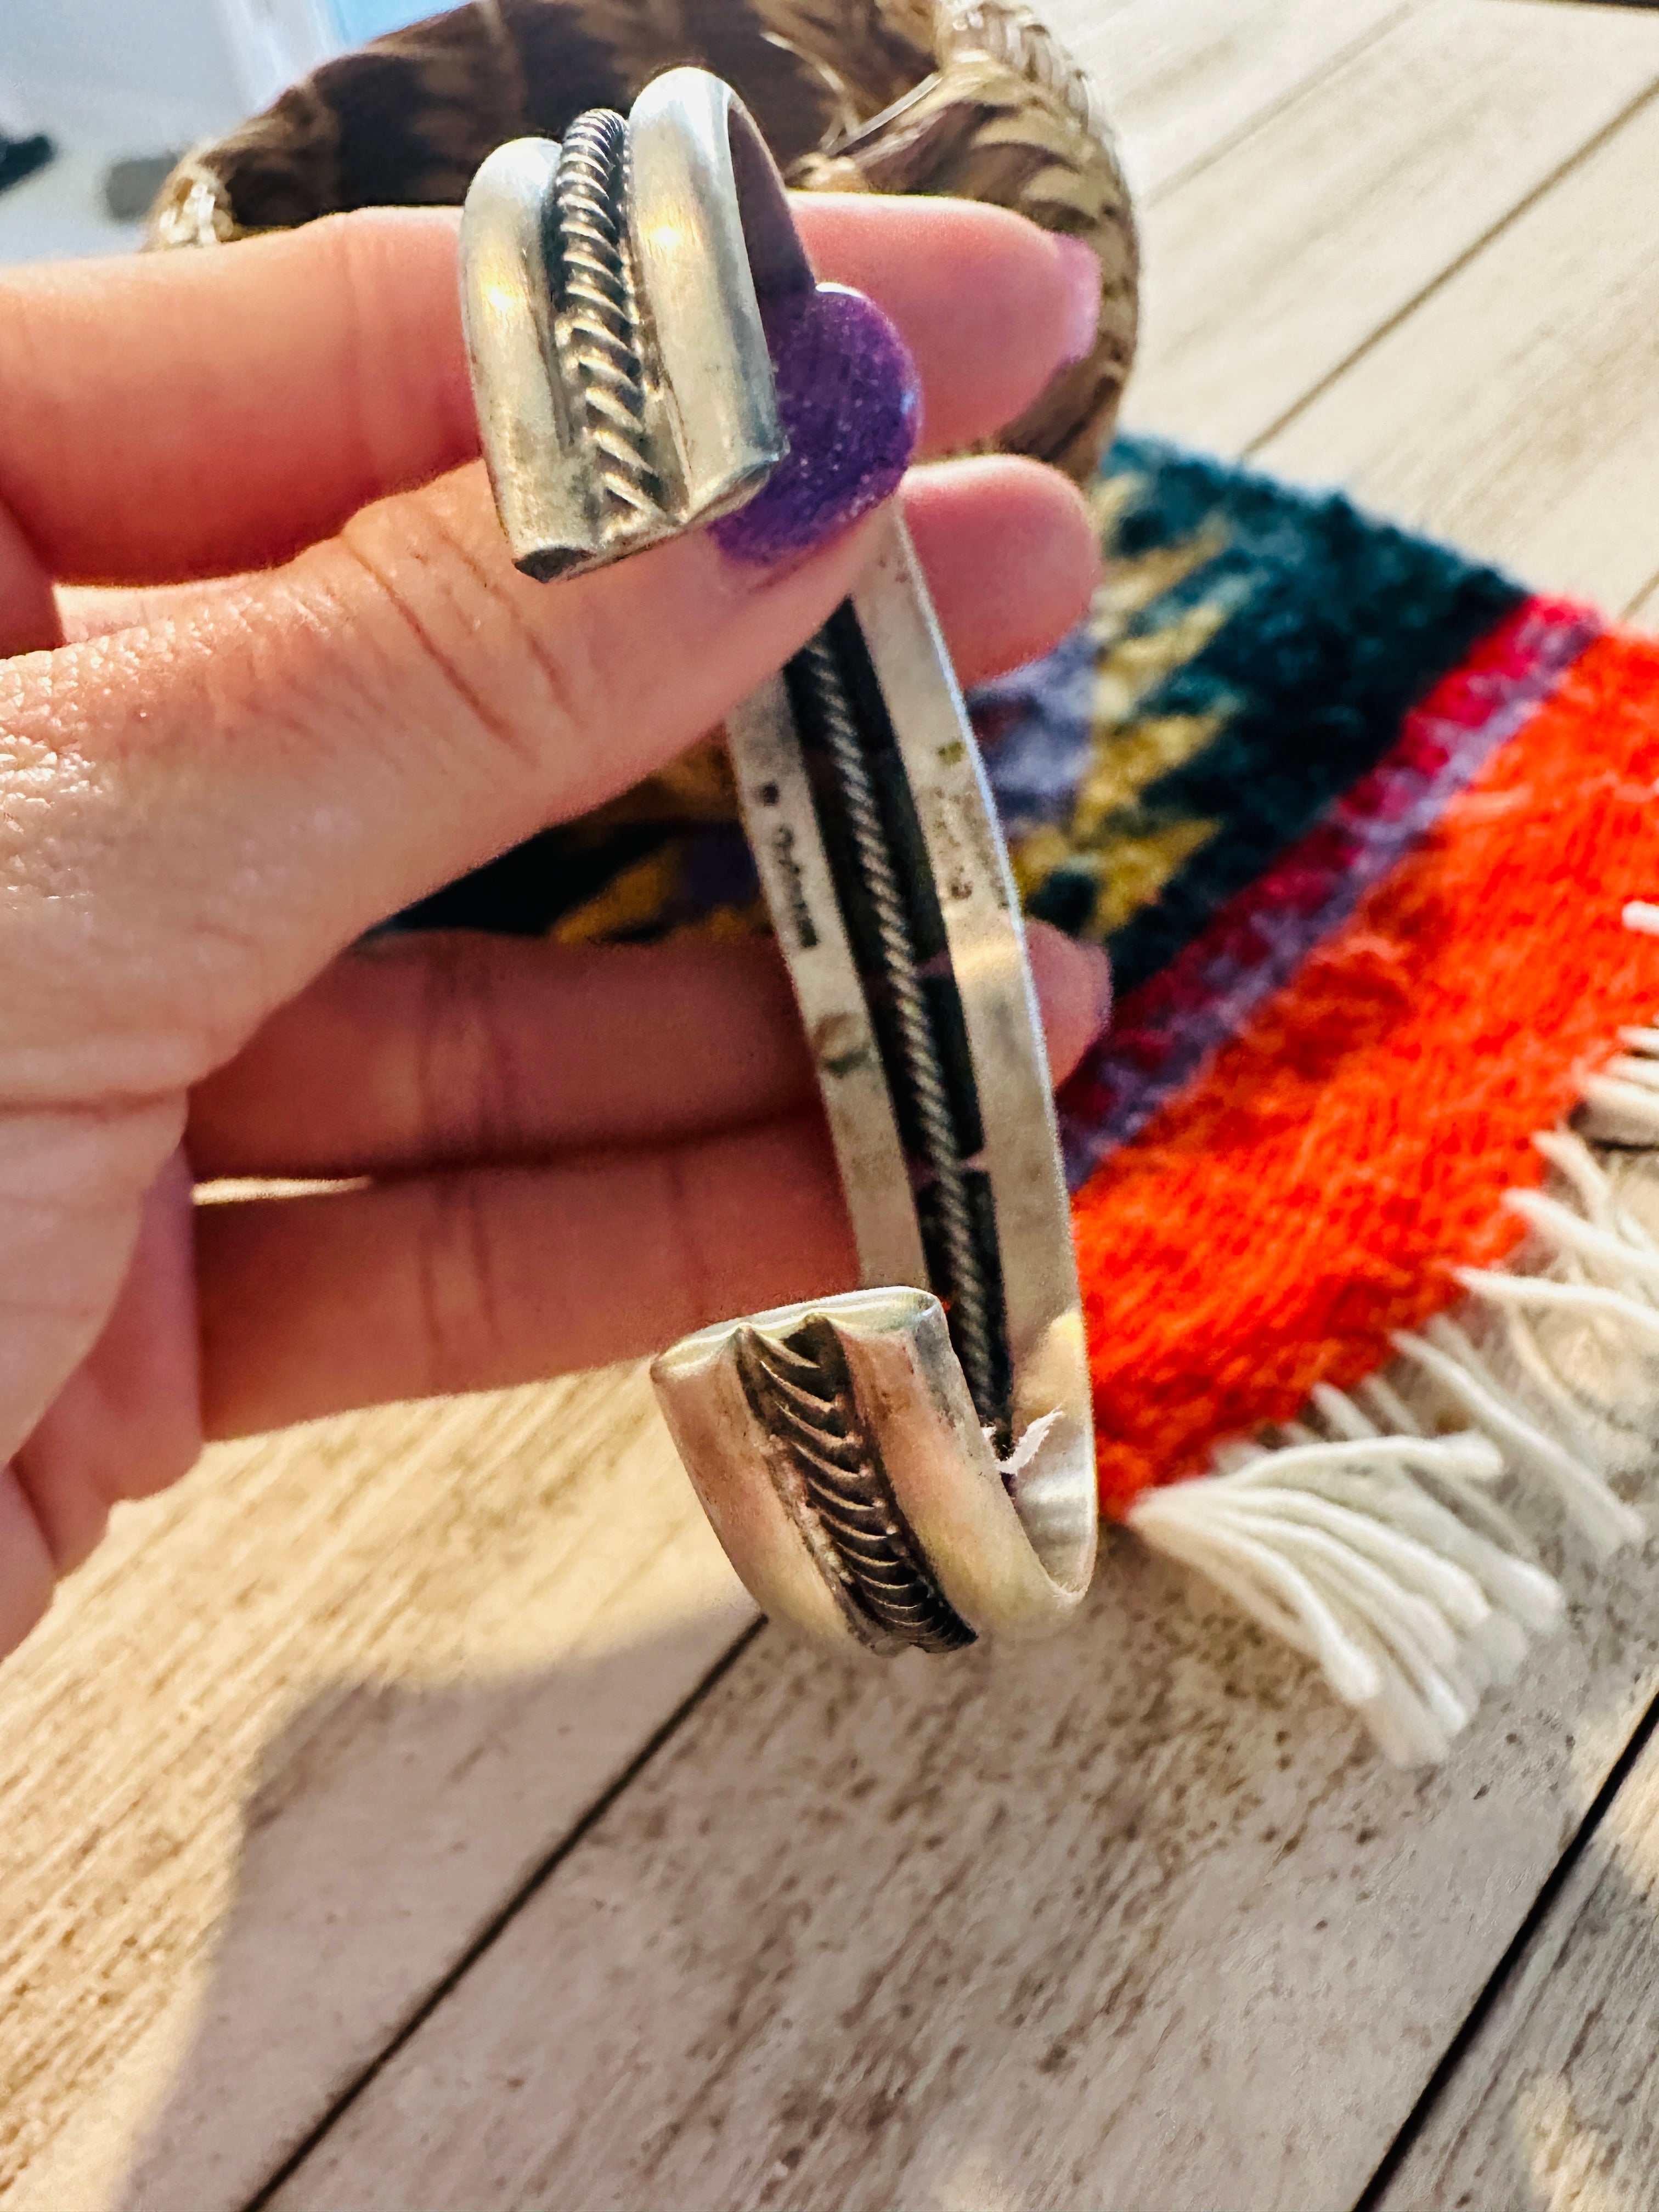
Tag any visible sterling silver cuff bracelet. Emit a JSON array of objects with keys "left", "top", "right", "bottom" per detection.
[{"left": 460, "top": 67, "right": 1097, "bottom": 1654}]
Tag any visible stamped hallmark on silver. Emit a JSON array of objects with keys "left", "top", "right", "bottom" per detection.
[{"left": 461, "top": 67, "right": 1099, "bottom": 1655}]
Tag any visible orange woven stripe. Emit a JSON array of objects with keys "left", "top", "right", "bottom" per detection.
[{"left": 1077, "top": 628, "right": 1659, "bottom": 1516}]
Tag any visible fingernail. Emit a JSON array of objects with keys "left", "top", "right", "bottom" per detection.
[
  {"left": 712, "top": 284, "right": 922, "bottom": 568},
  {"left": 1053, "top": 235, "right": 1102, "bottom": 369}
]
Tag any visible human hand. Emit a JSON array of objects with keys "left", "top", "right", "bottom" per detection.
[{"left": 0, "top": 193, "right": 1108, "bottom": 1651}]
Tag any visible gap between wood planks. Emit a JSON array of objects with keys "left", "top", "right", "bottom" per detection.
[
  {"left": 1235, "top": 51, "right": 1659, "bottom": 607},
  {"left": 1125, "top": 0, "right": 1659, "bottom": 476},
  {"left": 16, "top": 4, "right": 1659, "bottom": 2212},
  {"left": 239, "top": 1622, "right": 768, "bottom": 2212},
  {"left": 256, "top": 13, "right": 1659, "bottom": 2194},
  {"left": 1352, "top": 1681, "right": 1659, "bottom": 2211},
  {"left": 252, "top": 1471, "right": 1659, "bottom": 2211},
  {"left": 1044, "top": 0, "right": 1418, "bottom": 205},
  {"left": 7, "top": 7, "right": 1453, "bottom": 2204},
  {"left": 1238, "top": 79, "right": 1659, "bottom": 464}
]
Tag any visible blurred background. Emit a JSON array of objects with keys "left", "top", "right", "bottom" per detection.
[{"left": 0, "top": 0, "right": 435, "bottom": 262}]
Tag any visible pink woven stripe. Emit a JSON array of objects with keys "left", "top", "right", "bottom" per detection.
[{"left": 1057, "top": 595, "right": 1600, "bottom": 1186}]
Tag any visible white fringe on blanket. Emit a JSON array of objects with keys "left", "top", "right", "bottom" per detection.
[{"left": 1127, "top": 907, "right": 1659, "bottom": 1765}]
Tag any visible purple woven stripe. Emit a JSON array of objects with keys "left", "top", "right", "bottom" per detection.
[{"left": 1057, "top": 597, "right": 1603, "bottom": 1190}]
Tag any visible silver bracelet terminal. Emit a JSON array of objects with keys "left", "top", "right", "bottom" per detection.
[{"left": 460, "top": 67, "right": 1097, "bottom": 1654}]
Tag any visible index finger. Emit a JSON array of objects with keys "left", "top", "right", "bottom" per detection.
[{"left": 0, "top": 196, "right": 1093, "bottom": 587}]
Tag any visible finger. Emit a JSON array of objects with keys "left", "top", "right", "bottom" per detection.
[
  {"left": 190, "top": 935, "right": 810, "bottom": 1178},
  {"left": 8, "top": 453, "right": 1085, "bottom": 1100},
  {"left": 1, "top": 198, "right": 1093, "bottom": 584},
  {"left": 195, "top": 908, "right": 1112, "bottom": 1432},
  {"left": 0, "top": 1473, "right": 53, "bottom": 1661},
  {"left": 54, "top": 573, "right": 252, "bottom": 646},
  {"left": 59, "top": 453, "right": 1100, "bottom": 682},
  {"left": 794, "top": 196, "right": 1099, "bottom": 458},
  {"left": 2, "top": 467, "right": 885, "bottom": 1097},
  {"left": 0, "top": 498, "right": 59, "bottom": 658},
  {"left": 1028, "top": 921, "right": 1113, "bottom": 1079},
  {"left": 188, "top": 923, "right": 1110, "bottom": 1178},
  {"left": 905, "top": 458, "right": 1098, "bottom": 685},
  {"left": 196, "top": 1113, "right": 859, "bottom": 1436},
  {"left": 195, "top": 928, "right": 1104, "bottom": 1429},
  {"left": 0, "top": 1146, "right": 196, "bottom": 1657},
  {"left": 2, "top": 211, "right": 473, "bottom": 585},
  {"left": 13, "top": 1149, "right": 200, "bottom": 1573}
]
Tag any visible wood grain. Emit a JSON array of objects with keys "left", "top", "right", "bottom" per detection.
[
  {"left": 1060, "top": 0, "right": 1418, "bottom": 202},
  {"left": 0, "top": 1375, "right": 753, "bottom": 2212},
  {"left": 1258, "top": 77, "right": 1659, "bottom": 608},
  {"left": 262, "top": 12, "right": 1659, "bottom": 2206},
  {"left": 1372, "top": 1717, "right": 1659, "bottom": 2212},
  {"left": 12, "top": 5, "right": 1659, "bottom": 2209},
  {"left": 1125, "top": 0, "right": 1659, "bottom": 461},
  {"left": 0, "top": 7, "right": 1475, "bottom": 2208},
  {"left": 267, "top": 1531, "right": 1659, "bottom": 2212}
]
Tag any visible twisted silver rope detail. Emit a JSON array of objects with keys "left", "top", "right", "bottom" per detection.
[
  {"left": 736, "top": 1318, "right": 974, "bottom": 1651},
  {"left": 794, "top": 635, "right": 1001, "bottom": 1425},
  {"left": 552, "top": 109, "right": 661, "bottom": 522}
]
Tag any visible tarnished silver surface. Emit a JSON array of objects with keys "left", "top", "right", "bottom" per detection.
[
  {"left": 460, "top": 69, "right": 1098, "bottom": 1651},
  {"left": 655, "top": 1287, "right": 1092, "bottom": 1649},
  {"left": 719, "top": 513, "right": 1097, "bottom": 1647},
  {"left": 460, "top": 68, "right": 807, "bottom": 579}
]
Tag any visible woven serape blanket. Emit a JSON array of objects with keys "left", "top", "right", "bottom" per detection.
[{"left": 413, "top": 435, "right": 1659, "bottom": 1764}]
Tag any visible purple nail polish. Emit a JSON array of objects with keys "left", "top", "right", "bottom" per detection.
[{"left": 712, "top": 284, "right": 922, "bottom": 567}]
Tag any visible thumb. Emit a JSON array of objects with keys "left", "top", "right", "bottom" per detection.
[{"left": 0, "top": 462, "right": 883, "bottom": 1101}]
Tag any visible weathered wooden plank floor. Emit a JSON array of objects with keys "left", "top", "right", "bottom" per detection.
[{"left": 7, "top": 3, "right": 1659, "bottom": 2208}]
